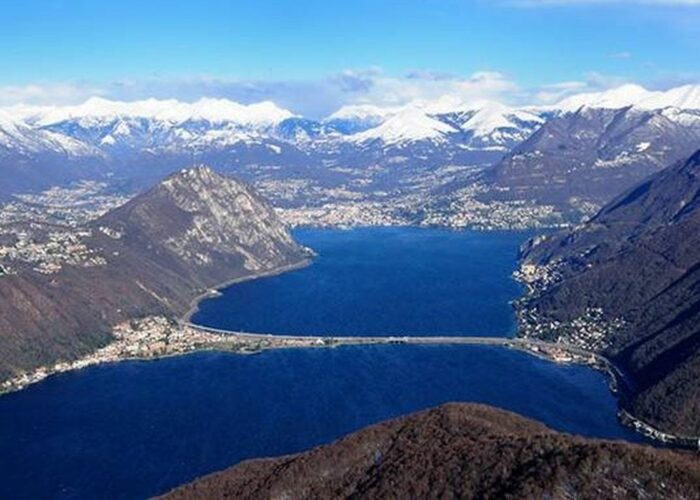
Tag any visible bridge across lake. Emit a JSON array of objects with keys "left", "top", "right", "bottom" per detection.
[
  {"left": 184, "top": 322, "right": 596, "bottom": 358},
  {"left": 185, "top": 321, "right": 700, "bottom": 449}
]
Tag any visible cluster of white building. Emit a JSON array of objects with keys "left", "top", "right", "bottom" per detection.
[
  {"left": 277, "top": 201, "right": 406, "bottom": 228},
  {"left": 1, "top": 181, "right": 130, "bottom": 228},
  {"left": 425, "top": 183, "right": 566, "bottom": 230},
  {"left": 0, "top": 228, "right": 106, "bottom": 275},
  {"left": 0, "top": 316, "right": 235, "bottom": 395}
]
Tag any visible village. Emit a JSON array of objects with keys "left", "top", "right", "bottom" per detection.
[{"left": 0, "top": 316, "right": 339, "bottom": 396}]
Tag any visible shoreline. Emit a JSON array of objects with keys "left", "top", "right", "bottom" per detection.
[
  {"left": 182, "top": 257, "right": 313, "bottom": 323},
  {"left": 2, "top": 249, "right": 697, "bottom": 451},
  {"left": 2, "top": 317, "right": 698, "bottom": 450},
  {"left": 0, "top": 258, "right": 314, "bottom": 399}
]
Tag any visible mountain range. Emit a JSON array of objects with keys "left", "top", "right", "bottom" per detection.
[{"left": 3, "top": 84, "right": 700, "bottom": 227}]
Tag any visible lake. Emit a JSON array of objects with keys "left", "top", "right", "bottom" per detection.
[
  {"left": 192, "top": 227, "right": 527, "bottom": 336},
  {"left": 0, "top": 228, "right": 642, "bottom": 499}
]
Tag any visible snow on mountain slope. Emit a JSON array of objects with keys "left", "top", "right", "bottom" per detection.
[
  {"left": 554, "top": 84, "right": 657, "bottom": 112},
  {"left": 552, "top": 84, "right": 700, "bottom": 113},
  {"left": 457, "top": 101, "right": 544, "bottom": 138},
  {"left": 0, "top": 108, "right": 97, "bottom": 156},
  {"left": 349, "top": 108, "right": 459, "bottom": 145},
  {"left": 323, "top": 104, "right": 397, "bottom": 135},
  {"left": 337, "top": 98, "right": 542, "bottom": 148},
  {"left": 12, "top": 97, "right": 296, "bottom": 128},
  {"left": 327, "top": 104, "right": 396, "bottom": 123},
  {"left": 3, "top": 83, "right": 700, "bottom": 161},
  {"left": 639, "top": 84, "right": 700, "bottom": 110},
  {"left": 0, "top": 110, "right": 31, "bottom": 151},
  {"left": 2, "top": 98, "right": 298, "bottom": 154}
]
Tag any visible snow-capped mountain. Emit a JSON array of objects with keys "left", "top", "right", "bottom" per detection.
[
  {"left": 552, "top": 83, "right": 700, "bottom": 113},
  {"left": 2, "top": 83, "right": 700, "bottom": 159},
  {"left": 323, "top": 104, "right": 396, "bottom": 135},
  {"left": 437, "top": 101, "right": 544, "bottom": 150},
  {"left": 637, "top": 84, "right": 700, "bottom": 111},
  {"left": 1, "top": 96, "right": 547, "bottom": 170},
  {"left": 327, "top": 99, "right": 543, "bottom": 152},
  {"left": 482, "top": 103, "right": 700, "bottom": 222},
  {"left": 8, "top": 98, "right": 298, "bottom": 157},
  {"left": 2, "top": 84, "right": 700, "bottom": 202},
  {"left": 553, "top": 84, "right": 655, "bottom": 112},
  {"left": 350, "top": 108, "right": 459, "bottom": 146},
  {"left": 0, "top": 108, "right": 98, "bottom": 157},
  {"left": 12, "top": 97, "right": 296, "bottom": 128}
]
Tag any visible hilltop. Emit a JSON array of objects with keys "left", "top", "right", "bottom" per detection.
[{"left": 163, "top": 403, "right": 700, "bottom": 500}]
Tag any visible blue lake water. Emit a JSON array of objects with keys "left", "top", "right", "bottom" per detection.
[
  {"left": 193, "top": 227, "right": 527, "bottom": 336},
  {"left": 0, "top": 228, "right": 642, "bottom": 499}
]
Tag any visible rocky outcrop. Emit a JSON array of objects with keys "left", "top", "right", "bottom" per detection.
[
  {"left": 0, "top": 166, "right": 308, "bottom": 382},
  {"left": 162, "top": 403, "right": 700, "bottom": 500}
]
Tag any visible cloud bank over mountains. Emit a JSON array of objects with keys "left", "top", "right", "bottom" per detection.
[{"left": 1, "top": 68, "right": 696, "bottom": 118}]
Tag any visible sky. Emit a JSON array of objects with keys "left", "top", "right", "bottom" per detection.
[{"left": 1, "top": 0, "right": 700, "bottom": 116}]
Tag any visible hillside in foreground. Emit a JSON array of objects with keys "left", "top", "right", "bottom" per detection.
[{"left": 162, "top": 403, "right": 700, "bottom": 500}]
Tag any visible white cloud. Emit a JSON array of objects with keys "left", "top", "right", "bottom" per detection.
[
  {"left": 0, "top": 68, "right": 691, "bottom": 117},
  {"left": 336, "top": 69, "right": 519, "bottom": 109},
  {"left": 0, "top": 82, "right": 105, "bottom": 106},
  {"left": 0, "top": 70, "right": 521, "bottom": 118},
  {"left": 532, "top": 81, "right": 589, "bottom": 103},
  {"left": 526, "top": 71, "right": 639, "bottom": 104}
]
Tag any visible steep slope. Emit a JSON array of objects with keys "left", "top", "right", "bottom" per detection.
[
  {"left": 482, "top": 106, "right": 700, "bottom": 221},
  {"left": 518, "top": 150, "right": 700, "bottom": 435},
  {"left": 163, "top": 403, "right": 700, "bottom": 500},
  {"left": 0, "top": 166, "right": 307, "bottom": 382}
]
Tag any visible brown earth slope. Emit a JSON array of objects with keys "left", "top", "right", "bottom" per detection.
[
  {"left": 519, "top": 149, "right": 700, "bottom": 436},
  {"left": 163, "top": 403, "right": 700, "bottom": 500},
  {"left": 0, "top": 166, "right": 307, "bottom": 382}
]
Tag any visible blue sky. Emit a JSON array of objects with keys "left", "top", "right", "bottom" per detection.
[{"left": 1, "top": 0, "right": 699, "bottom": 115}]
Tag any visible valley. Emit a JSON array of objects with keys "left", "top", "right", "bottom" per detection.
[
  {"left": 7, "top": 2, "right": 700, "bottom": 498},
  {"left": 2, "top": 84, "right": 700, "bottom": 498}
]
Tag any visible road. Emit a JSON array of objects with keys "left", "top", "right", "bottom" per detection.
[{"left": 184, "top": 322, "right": 597, "bottom": 359}]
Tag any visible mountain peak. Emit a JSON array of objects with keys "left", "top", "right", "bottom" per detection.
[
  {"left": 555, "top": 84, "right": 655, "bottom": 113},
  {"left": 350, "top": 107, "right": 458, "bottom": 145},
  {"left": 158, "top": 165, "right": 251, "bottom": 205},
  {"left": 169, "top": 164, "right": 218, "bottom": 183},
  {"left": 13, "top": 97, "right": 296, "bottom": 127},
  {"left": 639, "top": 84, "right": 700, "bottom": 111},
  {"left": 100, "top": 166, "right": 302, "bottom": 271}
]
